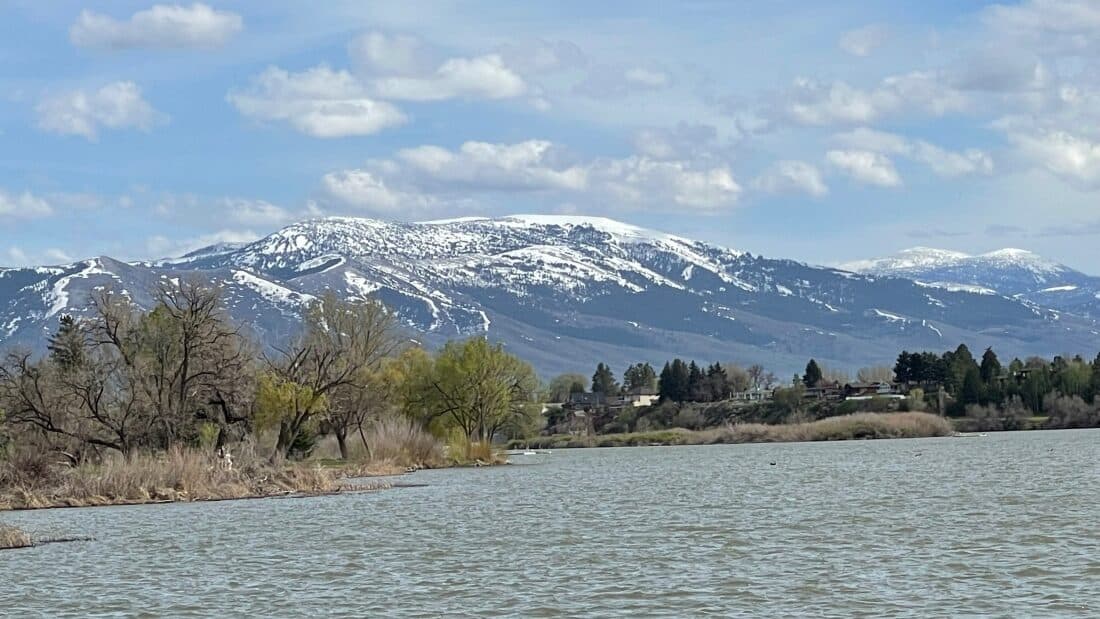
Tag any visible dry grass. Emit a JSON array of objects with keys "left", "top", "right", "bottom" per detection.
[
  {"left": 0, "top": 446, "right": 382, "bottom": 512},
  {"left": 0, "top": 524, "right": 32, "bottom": 549},
  {"left": 518, "top": 412, "right": 955, "bottom": 449},
  {"left": 362, "top": 416, "right": 445, "bottom": 466}
]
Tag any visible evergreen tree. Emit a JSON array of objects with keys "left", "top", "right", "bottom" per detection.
[
  {"left": 960, "top": 366, "right": 983, "bottom": 408},
  {"left": 893, "top": 350, "right": 912, "bottom": 383},
  {"left": 687, "top": 361, "right": 706, "bottom": 401},
  {"left": 47, "top": 314, "right": 86, "bottom": 370},
  {"left": 591, "top": 363, "right": 619, "bottom": 395},
  {"left": 658, "top": 359, "right": 691, "bottom": 402},
  {"left": 979, "top": 347, "right": 1002, "bottom": 384},
  {"left": 803, "top": 359, "right": 823, "bottom": 388},
  {"left": 706, "top": 363, "right": 730, "bottom": 400}
]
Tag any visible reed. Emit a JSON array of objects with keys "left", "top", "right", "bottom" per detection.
[
  {"left": 515, "top": 412, "right": 954, "bottom": 449},
  {"left": 0, "top": 524, "right": 32, "bottom": 549}
]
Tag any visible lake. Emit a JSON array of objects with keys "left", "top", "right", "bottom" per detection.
[{"left": 5, "top": 430, "right": 1100, "bottom": 617}]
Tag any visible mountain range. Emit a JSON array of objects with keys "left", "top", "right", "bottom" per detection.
[{"left": 2, "top": 215, "right": 1098, "bottom": 377}]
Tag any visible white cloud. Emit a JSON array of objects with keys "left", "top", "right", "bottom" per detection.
[
  {"left": 348, "top": 32, "right": 433, "bottom": 76},
  {"left": 372, "top": 54, "right": 525, "bottom": 101},
  {"left": 753, "top": 161, "right": 829, "bottom": 197},
  {"left": 839, "top": 24, "right": 890, "bottom": 57},
  {"left": 0, "top": 189, "right": 53, "bottom": 218},
  {"left": 575, "top": 65, "right": 673, "bottom": 98},
  {"left": 146, "top": 229, "right": 259, "bottom": 259},
  {"left": 228, "top": 65, "right": 406, "bottom": 137},
  {"left": 222, "top": 198, "right": 293, "bottom": 226},
  {"left": 624, "top": 67, "right": 669, "bottom": 88},
  {"left": 44, "top": 249, "right": 73, "bottom": 264},
  {"left": 783, "top": 72, "right": 967, "bottom": 126},
  {"left": 36, "top": 81, "right": 162, "bottom": 140},
  {"left": 70, "top": 3, "right": 242, "bottom": 50},
  {"left": 397, "top": 141, "right": 587, "bottom": 191},
  {"left": 633, "top": 123, "right": 720, "bottom": 160},
  {"left": 825, "top": 149, "right": 902, "bottom": 187},
  {"left": 4, "top": 247, "right": 29, "bottom": 266},
  {"left": 833, "top": 127, "right": 993, "bottom": 177},
  {"left": 1007, "top": 129, "right": 1100, "bottom": 188},
  {"left": 324, "top": 139, "right": 741, "bottom": 215},
  {"left": 983, "top": 0, "right": 1100, "bottom": 56},
  {"left": 495, "top": 39, "right": 587, "bottom": 74},
  {"left": 322, "top": 169, "right": 439, "bottom": 215}
]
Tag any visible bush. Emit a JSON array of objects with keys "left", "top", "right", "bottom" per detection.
[{"left": 0, "top": 524, "right": 32, "bottom": 549}]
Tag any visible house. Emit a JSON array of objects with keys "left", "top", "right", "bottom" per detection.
[
  {"left": 729, "top": 389, "right": 773, "bottom": 403},
  {"left": 843, "top": 381, "right": 903, "bottom": 398}
]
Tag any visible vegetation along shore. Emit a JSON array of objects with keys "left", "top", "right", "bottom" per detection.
[{"left": 4, "top": 276, "right": 1100, "bottom": 532}]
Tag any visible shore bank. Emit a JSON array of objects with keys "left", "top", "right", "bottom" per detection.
[
  {"left": 0, "top": 448, "right": 391, "bottom": 513},
  {"left": 512, "top": 412, "right": 954, "bottom": 449}
]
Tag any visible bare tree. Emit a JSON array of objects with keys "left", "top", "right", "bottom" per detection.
[{"left": 261, "top": 293, "right": 401, "bottom": 462}]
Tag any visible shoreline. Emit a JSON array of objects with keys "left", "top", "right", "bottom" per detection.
[{"left": 511, "top": 412, "right": 955, "bottom": 450}]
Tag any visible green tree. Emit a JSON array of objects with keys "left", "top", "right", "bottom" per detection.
[
  {"left": 1089, "top": 353, "right": 1100, "bottom": 401},
  {"left": 47, "top": 314, "right": 87, "bottom": 370},
  {"left": 803, "top": 359, "right": 823, "bottom": 388},
  {"left": 407, "top": 337, "right": 539, "bottom": 445},
  {"left": 623, "top": 363, "right": 657, "bottom": 392},
  {"left": 591, "top": 363, "right": 619, "bottom": 395},
  {"left": 979, "top": 347, "right": 1001, "bottom": 384},
  {"left": 959, "top": 366, "right": 983, "bottom": 408},
  {"left": 546, "top": 373, "right": 588, "bottom": 402}
]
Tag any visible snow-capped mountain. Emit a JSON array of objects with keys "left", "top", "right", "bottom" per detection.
[
  {"left": 2, "top": 216, "right": 1098, "bottom": 377},
  {"left": 842, "top": 247, "right": 1100, "bottom": 317}
]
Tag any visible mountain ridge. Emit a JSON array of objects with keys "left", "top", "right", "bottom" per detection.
[{"left": 2, "top": 215, "right": 1098, "bottom": 377}]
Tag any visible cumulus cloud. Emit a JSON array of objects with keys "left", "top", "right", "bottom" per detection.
[
  {"left": 36, "top": 81, "right": 162, "bottom": 140},
  {"left": 839, "top": 24, "right": 890, "bottom": 57},
  {"left": 782, "top": 72, "right": 967, "bottom": 126},
  {"left": 228, "top": 65, "right": 406, "bottom": 137},
  {"left": 833, "top": 127, "right": 994, "bottom": 177},
  {"left": 324, "top": 139, "right": 741, "bottom": 215},
  {"left": 983, "top": 0, "right": 1100, "bottom": 56},
  {"left": 825, "top": 149, "right": 902, "bottom": 187},
  {"left": 752, "top": 161, "right": 829, "bottom": 197},
  {"left": 1007, "top": 129, "right": 1100, "bottom": 188},
  {"left": 0, "top": 189, "right": 53, "bottom": 218},
  {"left": 348, "top": 32, "right": 433, "bottom": 76},
  {"left": 146, "top": 229, "right": 259, "bottom": 259},
  {"left": 70, "top": 3, "right": 242, "bottom": 50},
  {"left": 372, "top": 54, "right": 525, "bottom": 101}
]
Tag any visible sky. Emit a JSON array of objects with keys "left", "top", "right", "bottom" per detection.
[{"left": 3, "top": 1, "right": 1100, "bottom": 272}]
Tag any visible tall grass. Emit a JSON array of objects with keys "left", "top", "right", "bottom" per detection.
[
  {"left": 0, "top": 446, "right": 356, "bottom": 511},
  {"left": 515, "top": 412, "right": 955, "bottom": 449},
  {"left": 0, "top": 524, "right": 32, "bottom": 549}
]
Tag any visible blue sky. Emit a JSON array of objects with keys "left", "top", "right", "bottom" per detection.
[{"left": 3, "top": 1, "right": 1100, "bottom": 271}]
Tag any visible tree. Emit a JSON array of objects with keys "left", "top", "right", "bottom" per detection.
[
  {"left": 658, "top": 359, "right": 690, "bottom": 402},
  {"left": 959, "top": 366, "right": 983, "bottom": 408},
  {"left": 893, "top": 351, "right": 912, "bottom": 383},
  {"left": 803, "top": 359, "right": 823, "bottom": 388},
  {"left": 47, "top": 315, "right": 87, "bottom": 370},
  {"left": 406, "top": 337, "right": 539, "bottom": 447},
  {"left": 623, "top": 363, "right": 657, "bottom": 392},
  {"left": 265, "top": 293, "right": 398, "bottom": 462},
  {"left": 687, "top": 361, "right": 706, "bottom": 401},
  {"left": 591, "top": 363, "right": 619, "bottom": 396},
  {"left": 979, "top": 348, "right": 1002, "bottom": 385},
  {"left": 1090, "top": 353, "right": 1100, "bottom": 401},
  {"left": 547, "top": 373, "right": 588, "bottom": 402}
]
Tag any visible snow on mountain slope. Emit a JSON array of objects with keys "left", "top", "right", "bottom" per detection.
[
  {"left": 2, "top": 216, "right": 1099, "bottom": 376},
  {"left": 843, "top": 246, "right": 1100, "bottom": 317}
]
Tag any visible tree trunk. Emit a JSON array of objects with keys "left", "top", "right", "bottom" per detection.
[
  {"left": 336, "top": 428, "right": 349, "bottom": 461},
  {"left": 356, "top": 421, "right": 372, "bottom": 462}
]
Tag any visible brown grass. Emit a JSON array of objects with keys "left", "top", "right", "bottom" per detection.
[
  {"left": 0, "top": 446, "right": 387, "bottom": 512},
  {"left": 517, "top": 412, "right": 955, "bottom": 449},
  {"left": 0, "top": 524, "right": 32, "bottom": 549}
]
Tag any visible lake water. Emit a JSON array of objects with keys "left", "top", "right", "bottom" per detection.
[{"left": 5, "top": 430, "right": 1100, "bottom": 617}]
